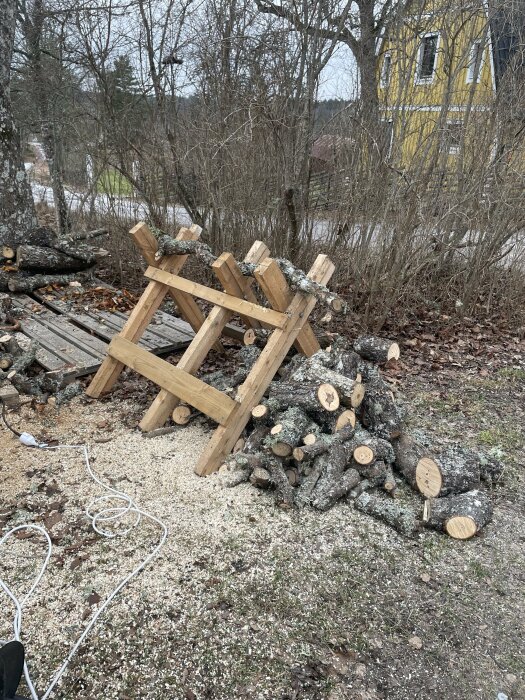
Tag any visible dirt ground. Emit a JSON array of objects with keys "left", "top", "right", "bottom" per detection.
[{"left": 1, "top": 363, "right": 524, "bottom": 700}]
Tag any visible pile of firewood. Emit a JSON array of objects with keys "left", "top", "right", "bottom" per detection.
[
  {"left": 212, "top": 335, "right": 502, "bottom": 540},
  {"left": 0, "top": 226, "right": 108, "bottom": 293}
]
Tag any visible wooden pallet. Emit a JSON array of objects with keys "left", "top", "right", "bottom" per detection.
[
  {"left": 9, "top": 291, "right": 195, "bottom": 376},
  {"left": 87, "top": 221, "right": 335, "bottom": 476}
]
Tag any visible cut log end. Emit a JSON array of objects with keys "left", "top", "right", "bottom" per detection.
[
  {"left": 172, "top": 405, "right": 192, "bottom": 425},
  {"left": 317, "top": 383, "right": 340, "bottom": 412},
  {"left": 353, "top": 445, "right": 374, "bottom": 465},
  {"left": 251, "top": 404, "right": 268, "bottom": 421},
  {"left": 271, "top": 442, "right": 292, "bottom": 457},
  {"left": 334, "top": 409, "right": 356, "bottom": 432},
  {"left": 445, "top": 516, "right": 478, "bottom": 540},
  {"left": 243, "top": 329, "right": 256, "bottom": 345},
  {"left": 270, "top": 424, "right": 283, "bottom": 436},
  {"left": 350, "top": 383, "right": 365, "bottom": 408},
  {"left": 293, "top": 446, "right": 305, "bottom": 462},
  {"left": 303, "top": 433, "right": 317, "bottom": 446},
  {"left": 416, "top": 456, "right": 442, "bottom": 498}
]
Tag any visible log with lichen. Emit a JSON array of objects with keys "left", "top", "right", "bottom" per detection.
[
  {"left": 354, "top": 336, "right": 400, "bottom": 364},
  {"left": 354, "top": 492, "right": 419, "bottom": 537},
  {"left": 422, "top": 489, "right": 492, "bottom": 539}
]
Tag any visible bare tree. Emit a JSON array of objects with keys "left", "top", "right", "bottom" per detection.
[{"left": 0, "top": 0, "right": 38, "bottom": 247}]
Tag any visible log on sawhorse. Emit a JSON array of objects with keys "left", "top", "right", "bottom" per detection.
[{"left": 86, "top": 221, "right": 335, "bottom": 476}]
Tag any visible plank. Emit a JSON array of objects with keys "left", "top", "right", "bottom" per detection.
[
  {"left": 108, "top": 336, "right": 236, "bottom": 424},
  {"left": 87, "top": 226, "right": 201, "bottom": 397},
  {"left": 144, "top": 267, "right": 287, "bottom": 328},
  {"left": 130, "top": 221, "right": 225, "bottom": 353},
  {"left": 9, "top": 296, "right": 107, "bottom": 374},
  {"left": 138, "top": 241, "right": 270, "bottom": 432},
  {"left": 194, "top": 254, "right": 335, "bottom": 476}
]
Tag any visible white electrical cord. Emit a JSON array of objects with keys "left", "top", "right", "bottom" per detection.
[{"left": 0, "top": 435, "right": 168, "bottom": 700}]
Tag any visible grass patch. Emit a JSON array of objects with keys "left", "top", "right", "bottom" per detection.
[
  {"left": 478, "top": 427, "right": 522, "bottom": 450},
  {"left": 497, "top": 367, "right": 525, "bottom": 382},
  {"left": 97, "top": 167, "right": 133, "bottom": 196}
]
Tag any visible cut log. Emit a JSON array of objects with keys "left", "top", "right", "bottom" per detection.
[
  {"left": 383, "top": 463, "right": 397, "bottom": 495},
  {"left": 354, "top": 335, "right": 400, "bottom": 364},
  {"left": 285, "top": 467, "right": 300, "bottom": 486},
  {"left": 351, "top": 427, "right": 395, "bottom": 466},
  {"left": 16, "top": 245, "right": 94, "bottom": 272},
  {"left": 392, "top": 433, "right": 432, "bottom": 490},
  {"left": 172, "top": 405, "right": 193, "bottom": 425},
  {"left": 359, "top": 375, "right": 403, "bottom": 440},
  {"left": 354, "top": 492, "right": 419, "bottom": 537},
  {"left": 0, "top": 354, "right": 13, "bottom": 370},
  {"left": 244, "top": 424, "right": 270, "bottom": 453},
  {"left": 348, "top": 479, "right": 372, "bottom": 499},
  {"left": 9, "top": 339, "right": 38, "bottom": 375},
  {"left": 293, "top": 424, "right": 355, "bottom": 462},
  {"left": 290, "top": 355, "right": 364, "bottom": 408},
  {"left": 264, "top": 456, "right": 295, "bottom": 507},
  {"left": 312, "top": 465, "right": 361, "bottom": 511},
  {"left": 423, "top": 490, "right": 492, "bottom": 539},
  {"left": 251, "top": 403, "right": 270, "bottom": 422},
  {"left": 415, "top": 445, "right": 480, "bottom": 498},
  {"left": 7, "top": 270, "right": 93, "bottom": 293},
  {"left": 250, "top": 467, "right": 272, "bottom": 488},
  {"left": 268, "top": 380, "right": 340, "bottom": 415},
  {"left": 1, "top": 246, "right": 15, "bottom": 260},
  {"left": 233, "top": 437, "right": 246, "bottom": 453},
  {"left": 479, "top": 454, "right": 504, "bottom": 487},
  {"left": 353, "top": 459, "right": 390, "bottom": 487},
  {"left": 266, "top": 406, "right": 311, "bottom": 456}
]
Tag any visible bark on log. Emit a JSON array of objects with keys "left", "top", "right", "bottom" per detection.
[
  {"left": 360, "top": 375, "right": 403, "bottom": 440},
  {"left": 16, "top": 245, "right": 94, "bottom": 272},
  {"left": 423, "top": 490, "right": 492, "bottom": 539},
  {"left": 293, "top": 424, "right": 355, "bottom": 462},
  {"left": 243, "top": 328, "right": 271, "bottom": 347},
  {"left": 7, "top": 270, "right": 92, "bottom": 293},
  {"left": 265, "top": 406, "right": 312, "bottom": 456},
  {"left": 479, "top": 454, "right": 504, "bottom": 487},
  {"left": 0, "top": 271, "right": 10, "bottom": 292},
  {"left": 354, "top": 492, "right": 419, "bottom": 537},
  {"left": 268, "top": 380, "right": 340, "bottom": 415},
  {"left": 324, "top": 408, "right": 356, "bottom": 433},
  {"left": 9, "top": 339, "right": 38, "bottom": 375},
  {"left": 351, "top": 427, "right": 395, "bottom": 465},
  {"left": 290, "top": 356, "right": 365, "bottom": 408},
  {"left": 312, "top": 465, "right": 360, "bottom": 511},
  {"left": 245, "top": 424, "right": 270, "bottom": 453},
  {"left": 349, "top": 479, "right": 372, "bottom": 499},
  {"left": 415, "top": 445, "right": 480, "bottom": 498},
  {"left": 354, "top": 335, "right": 400, "bottom": 364},
  {"left": 264, "top": 456, "right": 295, "bottom": 507},
  {"left": 250, "top": 467, "right": 272, "bottom": 488},
  {"left": 353, "top": 459, "right": 390, "bottom": 487},
  {"left": 26, "top": 226, "right": 57, "bottom": 247},
  {"left": 392, "top": 433, "right": 432, "bottom": 490}
]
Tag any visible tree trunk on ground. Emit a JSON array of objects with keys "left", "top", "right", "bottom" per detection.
[
  {"left": 416, "top": 445, "right": 481, "bottom": 498},
  {"left": 354, "top": 492, "right": 419, "bottom": 537},
  {"left": 423, "top": 490, "right": 492, "bottom": 539},
  {"left": 354, "top": 335, "right": 400, "bottom": 364},
  {"left": 0, "top": 0, "right": 38, "bottom": 247},
  {"left": 16, "top": 245, "right": 94, "bottom": 272},
  {"left": 7, "top": 270, "right": 93, "bottom": 293}
]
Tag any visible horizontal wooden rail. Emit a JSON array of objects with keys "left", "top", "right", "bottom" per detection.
[
  {"left": 108, "top": 336, "right": 236, "bottom": 424},
  {"left": 144, "top": 266, "right": 287, "bottom": 328}
]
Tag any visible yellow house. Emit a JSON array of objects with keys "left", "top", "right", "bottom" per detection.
[{"left": 378, "top": 0, "right": 524, "bottom": 171}]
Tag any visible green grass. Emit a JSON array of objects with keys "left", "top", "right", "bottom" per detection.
[
  {"left": 97, "top": 167, "right": 133, "bottom": 196},
  {"left": 478, "top": 427, "right": 522, "bottom": 450},
  {"left": 497, "top": 367, "right": 525, "bottom": 382}
]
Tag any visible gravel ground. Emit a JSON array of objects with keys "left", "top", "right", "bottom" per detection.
[{"left": 1, "top": 368, "right": 524, "bottom": 700}]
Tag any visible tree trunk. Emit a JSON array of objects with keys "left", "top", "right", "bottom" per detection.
[
  {"left": 0, "top": 0, "right": 38, "bottom": 247},
  {"left": 7, "top": 270, "right": 92, "bottom": 293},
  {"left": 354, "top": 492, "right": 419, "bottom": 537},
  {"left": 354, "top": 335, "right": 400, "bottom": 364}
]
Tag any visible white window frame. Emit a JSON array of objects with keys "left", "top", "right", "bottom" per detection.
[
  {"left": 380, "top": 52, "right": 392, "bottom": 88},
  {"left": 415, "top": 32, "right": 440, "bottom": 85},
  {"left": 466, "top": 40, "right": 484, "bottom": 84},
  {"left": 442, "top": 120, "right": 463, "bottom": 155}
]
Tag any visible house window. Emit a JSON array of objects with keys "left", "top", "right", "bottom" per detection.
[
  {"left": 416, "top": 33, "right": 439, "bottom": 83},
  {"left": 381, "top": 53, "right": 392, "bottom": 87},
  {"left": 466, "top": 41, "right": 483, "bottom": 83},
  {"left": 442, "top": 122, "right": 463, "bottom": 155}
]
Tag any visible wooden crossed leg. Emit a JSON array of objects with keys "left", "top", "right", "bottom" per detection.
[{"left": 87, "top": 222, "right": 334, "bottom": 476}]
